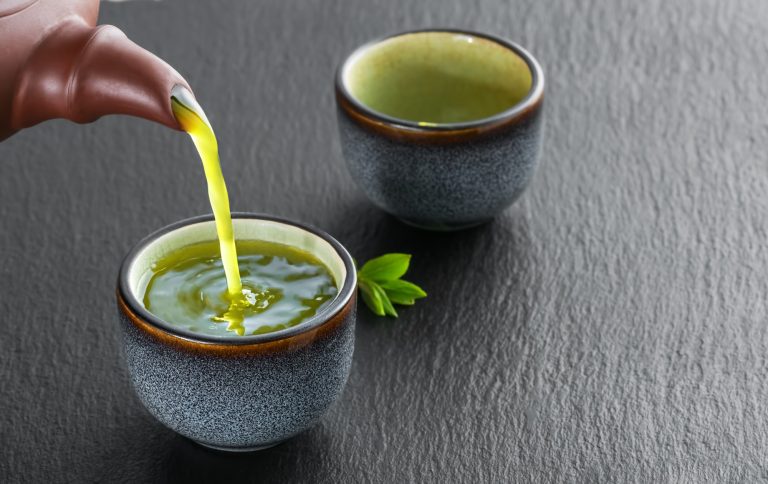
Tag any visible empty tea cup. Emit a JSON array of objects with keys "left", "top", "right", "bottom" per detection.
[{"left": 336, "top": 29, "right": 544, "bottom": 230}]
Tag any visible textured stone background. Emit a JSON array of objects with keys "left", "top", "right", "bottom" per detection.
[{"left": 1, "top": 0, "right": 767, "bottom": 482}]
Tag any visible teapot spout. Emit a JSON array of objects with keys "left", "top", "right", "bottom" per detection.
[{"left": 11, "top": 19, "right": 192, "bottom": 132}]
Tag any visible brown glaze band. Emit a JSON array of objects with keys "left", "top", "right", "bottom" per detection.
[
  {"left": 118, "top": 291, "right": 355, "bottom": 358},
  {"left": 336, "top": 88, "right": 543, "bottom": 145},
  {"left": 334, "top": 29, "right": 545, "bottom": 145}
]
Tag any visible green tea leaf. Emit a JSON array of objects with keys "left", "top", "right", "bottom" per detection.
[
  {"left": 379, "top": 279, "right": 427, "bottom": 299},
  {"left": 357, "top": 253, "right": 425, "bottom": 318},
  {"left": 358, "top": 279, "right": 385, "bottom": 316},
  {"left": 385, "top": 293, "right": 415, "bottom": 306},
  {"left": 380, "top": 279, "right": 427, "bottom": 306},
  {"left": 371, "top": 281, "right": 398, "bottom": 317},
  {"left": 359, "top": 253, "right": 411, "bottom": 282}
]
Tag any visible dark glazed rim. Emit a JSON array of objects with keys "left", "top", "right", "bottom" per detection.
[
  {"left": 117, "top": 213, "right": 357, "bottom": 346},
  {"left": 335, "top": 28, "right": 545, "bottom": 142}
]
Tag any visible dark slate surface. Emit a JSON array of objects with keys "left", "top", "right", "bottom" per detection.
[{"left": 1, "top": 0, "right": 767, "bottom": 482}]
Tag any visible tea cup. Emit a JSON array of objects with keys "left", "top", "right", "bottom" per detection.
[
  {"left": 335, "top": 29, "right": 545, "bottom": 230},
  {"left": 116, "top": 213, "right": 357, "bottom": 451}
]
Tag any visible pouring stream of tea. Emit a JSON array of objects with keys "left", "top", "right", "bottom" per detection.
[{"left": 170, "top": 88, "right": 242, "bottom": 297}]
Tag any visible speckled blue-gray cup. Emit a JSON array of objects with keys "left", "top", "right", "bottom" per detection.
[
  {"left": 336, "top": 29, "right": 545, "bottom": 230},
  {"left": 116, "top": 213, "right": 357, "bottom": 452}
]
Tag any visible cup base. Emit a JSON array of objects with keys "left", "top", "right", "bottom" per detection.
[
  {"left": 397, "top": 216, "right": 492, "bottom": 232},
  {"left": 194, "top": 439, "right": 284, "bottom": 453}
]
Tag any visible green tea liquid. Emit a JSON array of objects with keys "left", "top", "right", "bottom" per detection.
[
  {"left": 167, "top": 95, "right": 337, "bottom": 336},
  {"left": 170, "top": 98, "right": 242, "bottom": 297},
  {"left": 144, "top": 240, "right": 338, "bottom": 336}
]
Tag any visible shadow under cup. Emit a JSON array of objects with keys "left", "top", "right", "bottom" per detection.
[
  {"left": 116, "top": 214, "right": 357, "bottom": 452},
  {"left": 336, "top": 29, "right": 545, "bottom": 230}
]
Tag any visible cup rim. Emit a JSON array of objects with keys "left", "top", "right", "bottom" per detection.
[
  {"left": 117, "top": 213, "right": 357, "bottom": 346},
  {"left": 335, "top": 28, "right": 545, "bottom": 133}
]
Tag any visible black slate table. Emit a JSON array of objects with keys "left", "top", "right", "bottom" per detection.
[{"left": 2, "top": 0, "right": 767, "bottom": 482}]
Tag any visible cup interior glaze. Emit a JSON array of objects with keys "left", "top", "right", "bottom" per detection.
[
  {"left": 120, "top": 213, "right": 355, "bottom": 344},
  {"left": 340, "top": 30, "right": 539, "bottom": 127}
]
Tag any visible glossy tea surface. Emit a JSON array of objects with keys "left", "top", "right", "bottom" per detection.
[{"left": 143, "top": 240, "right": 338, "bottom": 337}]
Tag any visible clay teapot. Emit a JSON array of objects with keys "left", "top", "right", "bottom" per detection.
[{"left": 0, "top": 0, "right": 193, "bottom": 141}]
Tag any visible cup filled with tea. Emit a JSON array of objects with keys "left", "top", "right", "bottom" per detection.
[
  {"left": 116, "top": 213, "right": 357, "bottom": 451},
  {"left": 336, "top": 29, "right": 545, "bottom": 230},
  {"left": 111, "top": 82, "right": 357, "bottom": 452}
]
